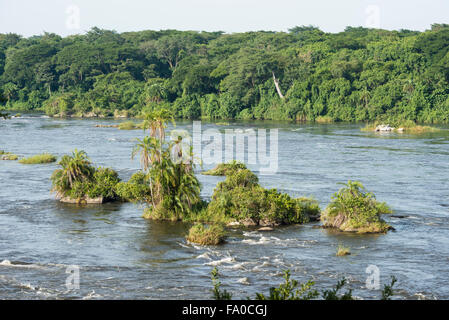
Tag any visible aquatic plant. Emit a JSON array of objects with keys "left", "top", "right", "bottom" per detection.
[
  {"left": 118, "top": 121, "right": 143, "bottom": 130},
  {"left": 186, "top": 224, "right": 226, "bottom": 245},
  {"left": 0, "top": 150, "right": 18, "bottom": 160},
  {"left": 321, "top": 181, "right": 392, "bottom": 233},
  {"left": 336, "top": 244, "right": 351, "bottom": 256},
  {"left": 19, "top": 153, "right": 57, "bottom": 164}
]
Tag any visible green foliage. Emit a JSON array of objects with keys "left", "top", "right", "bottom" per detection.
[
  {"left": 321, "top": 181, "right": 392, "bottom": 233},
  {"left": 210, "top": 268, "right": 404, "bottom": 300},
  {"left": 50, "top": 150, "right": 120, "bottom": 201},
  {"left": 18, "top": 153, "right": 56, "bottom": 164},
  {"left": 0, "top": 150, "right": 18, "bottom": 160},
  {"left": 381, "top": 276, "right": 398, "bottom": 300},
  {"left": 207, "top": 166, "right": 320, "bottom": 226},
  {"left": 2, "top": 27, "right": 449, "bottom": 123},
  {"left": 186, "top": 224, "right": 226, "bottom": 245},
  {"left": 202, "top": 160, "right": 247, "bottom": 176},
  {"left": 115, "top": 172, "right": 151, "bottom": 202},
  {"left": 87, "top": 167, "right": 121, "bottom": 200},
  {"left": 131, "top": 110, "right": 202, "bottom": 221},
  {"left": 321, "top": 278, "right": 354, "bottom": 300},
  {"left": 256, "top": 270, "right": 319, "bottom": 300},
  {"left": 118, "top": 121, "right": 143, "bottom": 130},
  {"left": 336, "top": 244, "right": 351, "bottom": 256},
  {"left": 211, "top": 267, "right": 232, "bottom": 300}
]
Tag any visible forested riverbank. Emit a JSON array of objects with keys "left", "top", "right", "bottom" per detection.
[{"left": 1, "top": 24, "right": 449, "bottom": 123}]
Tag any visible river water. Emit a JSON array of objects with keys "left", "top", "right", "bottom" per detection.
[{"left": 1, "top": 114, "right": 448, "bottom": 300}]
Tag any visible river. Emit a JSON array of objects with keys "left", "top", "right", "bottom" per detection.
[{"left": 1, "top": 114, "right": 448, "bottom": 299}]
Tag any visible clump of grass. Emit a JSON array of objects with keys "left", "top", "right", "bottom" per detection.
[
  {"left": 0, "top": 151, "right": 18, "bottom": 160},
  {"left": 315, "top": 115, "right": 333, "bottom": 123},
  {"left": 19, "top": 153, "right": 57, "bottom": 164},
  {"left": 186, "top": 224, "right": 226, "bottom": 245},
  {"left": 321, "top": 180, "right": 392, "bottom": 233},
  {"left": 202, "top": 160, "right": 247, "bottom": 176},
  {"left": 119, "top": 121, "right": 136, "bottom": 130},
  {"left": 336, "top": 244, "right": 351, "bottom": 256},
  {"left": 215, "top": 122, "right": 230, "bottom": 126}
]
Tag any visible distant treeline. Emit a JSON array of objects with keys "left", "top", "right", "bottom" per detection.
[{"left": 1, "top": 24, "right": 449, "bottom": 122}]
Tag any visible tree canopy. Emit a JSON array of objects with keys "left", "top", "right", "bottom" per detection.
[{"left": 1, "top": 25, "right": 449, "bottom": 123}]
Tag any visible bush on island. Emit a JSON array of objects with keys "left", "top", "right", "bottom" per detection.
[
  {"left": 321, "top": 180, "right": 392, "bottom": 233},
  {"left": 207, "top": 163, "right": 320, "bottom": 226},
  {"left": 50, "top": 150, "right": 121, "bottom": 203}
]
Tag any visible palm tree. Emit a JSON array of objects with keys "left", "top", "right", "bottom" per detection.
[
  {"left": 51, "top": 149, "right": 95, "bottom": 195},
  {"left": 142, "top": 108, "right": 175, "bottom": 141},
  {"left": 132, "top": 136, "right": 161, "bottom": 171}
]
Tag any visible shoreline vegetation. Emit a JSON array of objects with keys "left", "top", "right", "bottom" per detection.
[
  {"left": 1, "top": 25, "right": 449, "bottom": 125},
  {"left": 48, "top": 109, "right": 394, "bottom": 239}
]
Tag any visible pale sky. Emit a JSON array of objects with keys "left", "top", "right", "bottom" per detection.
[{"left": 0, "top": 0, "right": 448, "bottom": 37}]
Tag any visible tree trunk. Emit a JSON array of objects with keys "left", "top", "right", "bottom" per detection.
[{"left": 272, "top": 72, "right": 284, "bottom": 99}]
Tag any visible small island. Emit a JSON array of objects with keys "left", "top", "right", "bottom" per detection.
[
  {"left": 321, "top": 180, "right": 393, "bottom": 233},
  {"left": 50, "top": 149, "right": 121, "bottom": 204}
]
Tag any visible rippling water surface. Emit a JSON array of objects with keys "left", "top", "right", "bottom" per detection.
[{"left": 1, "top": 114, "right": 449, "bottom": 299}]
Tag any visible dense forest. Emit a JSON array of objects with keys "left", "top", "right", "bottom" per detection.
[{"left": 1, "top": 24, "right": 449, "bottom": 123}]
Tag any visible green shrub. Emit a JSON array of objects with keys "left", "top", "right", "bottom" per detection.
[
  {"left": 186, "top": 224, "right": 226, "bottom": 245},
  {"left": 87, "top": 167, "right": 121, "bottom": 200},
  {"left": 321, "top": 181, "right": 392, "bottom": 233},
  {"left": 207, "top": 167, "right": 320, "bottom": 226},
  {"left": 115, "top": 172, "right": 151, "bottom": 202},
  {"left": 51, "top": 150, "right": 120, "bottom": 201},
  {"left": 256, "top": 270, "right": 319, "bottom": 300},
  {"left": 19, "top": 153, "right": 57, "bottom": 164},
  {"left": 202, "top": 160, "right": 247, "bottom": 176}
]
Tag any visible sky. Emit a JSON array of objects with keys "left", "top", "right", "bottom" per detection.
[{"left": 0, "top": 0, "right": 448, "bottom": 37}]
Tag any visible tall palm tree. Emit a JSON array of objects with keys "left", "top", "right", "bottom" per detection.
[
  {"left": 142, "top": 108, "right": 175, "bottom": 141},
  {"left": 132, "top": 136, "right": 162, "bottom": 171}
]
